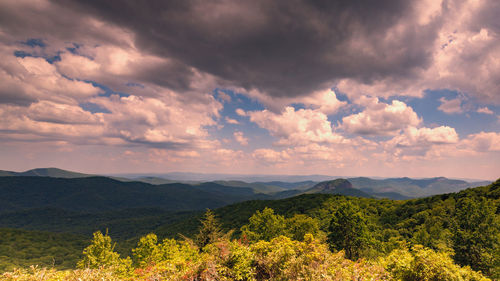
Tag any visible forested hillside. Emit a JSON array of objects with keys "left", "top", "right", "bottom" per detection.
[
  {"left": 0, "top": 176, "right": 270, "bottom": 213},
  {"left": 1, "top": 179, "right": 498, "bottom": 280}
]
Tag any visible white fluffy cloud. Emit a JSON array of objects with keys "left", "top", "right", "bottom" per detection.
[
  {"left": 341, "top": 98, "right": 421, "bottom": 135},
  {"left": 233, "top": 131, "right": 248, "bottom": 146},
  {"left": 92, "top": 93, "right": 222, "bottom": 147},
  {"left": 0, "top": 47, "right": 100, "bottom": 106},
  {"left": 438, "top": 97, "right": 463, "bottom": 114},
  {"left": 292, "top": 89, "right": 346, "bottom": 115},
  {"left": 246, "top": 106, "right": 343, "bottom": 146},
  {"left": 477, "top": 107, "right": 493, "bottom": 114},
  {"left": 460, "top": 132, "right": 500, "bottom": 152},
  {"left": 225, "top": 117, "right": 239, "bottom": 124},
  {"left": 27, "top": 100, "right": 101, "bottom": 125},
  {"left": 0, "top": 41, "right": 223, "bottom": 150},
  {"left": 252, "top": 148, "right": 290, "bottom": 164},
  {"left": 387, "top": 126, "right": 459, "bottom": 148}
]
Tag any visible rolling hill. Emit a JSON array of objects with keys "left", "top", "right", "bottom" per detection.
[
  {"left": 0, "top": 176, "right": 270, "bottom": 214},
  {"left": 0, "top": 168, "right": 93, "bottom": 178},
  {"left": 349, "top": 177, "right": 491, "bottom": 198}
]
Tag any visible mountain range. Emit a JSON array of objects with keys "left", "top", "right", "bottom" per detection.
[{"left": 0, "top": 168, "right": 490, "bottom": 201}]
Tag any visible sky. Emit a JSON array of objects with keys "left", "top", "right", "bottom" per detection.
[{"left": 0, "top": 0, "right": 499, "bottom": 180}]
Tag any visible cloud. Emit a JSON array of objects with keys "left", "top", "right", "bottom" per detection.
[
  {"left": 225, "top": 116, "right": 239, "bottom": 125},
  {"left": 252, "top": 148, "right": 290, "bottom": 164},
  {"left": 477, "top": 107, "right": 493, "bottom": 114},
  {"left": 247, "top": 106, "right": 343, "bottom": 146},
  {"left": 438, "top": 97, "right": 463, "bottom": 114},
  {"left": 233, "top": 131, "right": 248, "bottom": 146},
  {"left": 235, "top": 108, "right": 247, "bottom": 116},
  {"left": 336, "top": 0, "right": 500, "bottom": 105},
  {"left": 46, "top": 0, "right": 443, "bottom": 99},
  {"left": 91, "top": 93, "right": 222, "bottom": 148},
  {"left": 3, "top": 0, "right": 499, "bottom": 106},
  {"left": 0, "top": 47, "right": 100, "bottom": 106},
  {"left": 0, "top": 48, "right": 224, "bottom": 149},
  {"left": 460, "top": 132, "right": 500, "bottom": 152},
  {"left": 341, "top": 98, "right": 421, "bottom": 135},
  {"left": 217, "top": 91, "right": 232, "bottom": 103},
  {"left": 296, "top": 89, "right": 347, "bottom": 115},
  {"left": 55, "top": 45, "right": 214, "bottom": 97},
  {"left": 387, "top": 126, "right": 459, "bottom": 147},
  {"left": 27, "top": 100, "right": 101, "bottom": 125}
]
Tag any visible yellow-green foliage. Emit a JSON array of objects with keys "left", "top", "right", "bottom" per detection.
[
  {"left": 381, "top": 245, "right": 490, "bottom": 281},
  {"left": 0, "top": 266, "right": 122, "bottom": 281},
  {"left": 77, "top": 231, "right": 132, "bottom": 277},
  {"left": 250, "top": 234, "right": 388, "bottom": 280},
  {"left": 241, "top": 207, "right": 325, "bottom": 243},
  {"left": 1, "top": 234, "right": 492, "bottom": 281}
]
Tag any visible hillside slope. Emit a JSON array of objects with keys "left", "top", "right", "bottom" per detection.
[
  {"left": 0, "top": 176, "right": 269, "bottom": 213},
  {"left": 349, "top": 176, "right": 490, "bottom": 198}
]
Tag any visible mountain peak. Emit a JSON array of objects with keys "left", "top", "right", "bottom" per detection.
[
  {"left": 304, "top": 179, "right": 370, "bottom": 198},
  {"left": 315, "top": 179, "right": 353, "bottom": 190},
  {"left": 19, "top": 168, "right": 92, "bottom": 178}
]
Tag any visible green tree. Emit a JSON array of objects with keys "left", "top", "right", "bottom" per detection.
[
  {"left": 327, "top": 201, "right": 370, "bottom": 260},
  {"left": 77, "top": 230, "right": 131, "bottom": 272},
  {"left": 132, "top": 233, "right": 160, "bottom": 267},
  {"left": 452, "top": 197, "right": 500, "bottom": 276},
  {"left": 195, "top": 209, "right": 223, "bottom": 249},
  {"left": 381, "top": 245, "right": 489, "bottom": 281},
  {"left": 285, "top": 214, "right": 323, "bottom": 241},
  {"left": 241, "top": 207, "right": 287, "bottom": 242}
]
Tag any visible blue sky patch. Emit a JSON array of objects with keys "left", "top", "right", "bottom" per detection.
[
  {"left": 21, "top": 38, "right": 46, "bottom": 48},
  {"left": 79, "top": 102, "right": 111, "bottom": 114},
  {"left": 84, "top": 80, "right": 130, "bottom": 98}
]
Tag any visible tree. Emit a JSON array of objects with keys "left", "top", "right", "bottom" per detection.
[
  {"left": 241, "top": 207, "right": 287, "bottom": 242},
  {"left": 382, "top": 245, "right": 488, "bottom": 281},
  {"left": 132, "top": 233, "right": 160, "bottom": 267},
  {"left": 327, "top": 201, "right": 370, "bottom": 260},
  {"left": 77, "top": 230, "right": 131, "bottom": 272},
  {"left": 285, "top": 214, "right": 323, "bottom": 241},
  {"left": 195, "top": 209, "right": 223, "bottom": 249},
  {"left": 452, "top": 197, "right": 500, "bottom": 276}
]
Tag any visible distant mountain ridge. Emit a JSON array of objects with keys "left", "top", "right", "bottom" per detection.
[
  {"left": 0, "top": 168, "right": 93, "bottom": 178},
  {"left": 348, "top": 177, "right": 490, "bottom": 198},
  {"left": 0, "top": 167, "right": 491, "bottom": 200},
  {"left": 272, "top": 179, "right": 372, "bottom": 199},
  {"left": 0, "top": 176, "right": 270, "bottom": 214}
]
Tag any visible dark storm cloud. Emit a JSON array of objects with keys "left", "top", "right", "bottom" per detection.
[
  {"left": 0, "top": 90, "right": 34, "bottom": 106},
  {"left": 55, "top": 0, "right": 440, "bottom": 98}
]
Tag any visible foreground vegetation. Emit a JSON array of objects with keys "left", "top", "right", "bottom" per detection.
[
  {"left": 0, "top": 224, "right": 491, "bottom": 280},
  {"left": 0, "top": 179, "right": 498, "bottom": 280}
]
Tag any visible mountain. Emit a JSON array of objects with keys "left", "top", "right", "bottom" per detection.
[
  {"left": 0, "top": 170, "right": 16, "bottom": 177},
  {"left": 211, "top": 180, "right": 287, "bottom": 194},
  {"left": 0, "top": 176, "right": 270, "bottom": 214},
  {"left": 348, "top": 177, "right": 491, "bottom": 198},
  {"left": 271, "top": 179, "right": 372, "bottom": 199},
  {"left": 132, "top": 176, "right": 180, "bottom": 185},
  {"left": 254, "top": 181, "right": 317, "bottom": 190},
  {"left": 0, "top": 168, "right": 93, "bottom": 178},
  {"left": 108, "top": 172, "right": 338, "bottom": 182},
  {"left": 304, "top": 179, "right": 372, "bottom": 197},
  {"left": 0, "top": 167, "right": 490, "bottom": 201}
]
